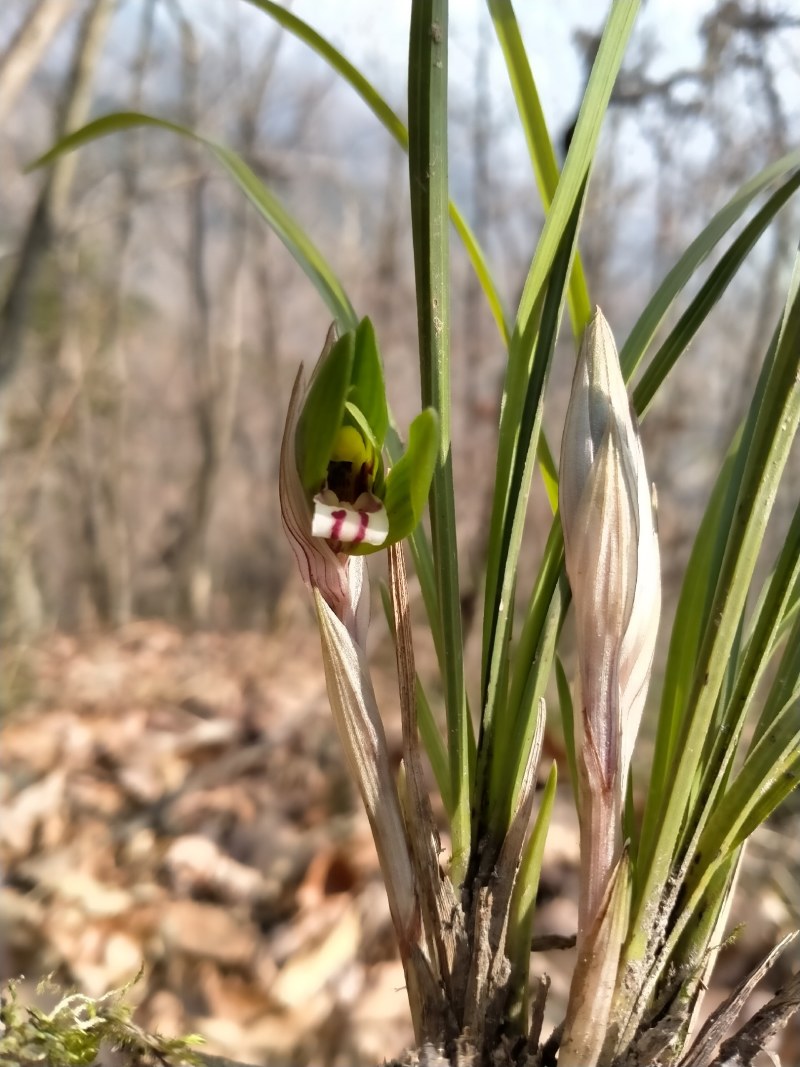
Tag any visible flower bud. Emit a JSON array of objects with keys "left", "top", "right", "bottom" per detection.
[{"left": 560, "top": 307, "right": 661, "bottom": 937}]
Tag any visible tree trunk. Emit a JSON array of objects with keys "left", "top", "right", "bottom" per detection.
[{"left": 0, "top": 0, "right": 114, "bottom": 631}]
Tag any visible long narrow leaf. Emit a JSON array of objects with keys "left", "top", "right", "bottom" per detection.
[
  {"left": 694, "top": 693, "right": 800, "bottom": 882},
  {"left": 243, "top": 0, "right": 565, "bottom": 515},
  {"left": 692, "top": 500, "right": 800, "bottom": 829},
  {"left": 32, "top": 113, "right": 462, "bottom": 796},
  {"left": 508, "top": 521, "right": 569, "bottom": 736},
  {"left": 556, "top": 653, "right": 579, "bottom": 809},
  {"left": 636, "top": 279, "right": 787, "bottom": 873},
  {"left": 752, "top": 606, "right": 800, "bottom": 746},
  {"left": 499, "top": 581, "right": 567, "bottom": 829},
  {"left": 656, "top": 692, "right": 800, "bottom": 981},
  {"left": 766, "top": 570, "right": 800, "bottom": 659},
  {"left": 482, "top": 0, "right": 639, "bottom": 707},
  {"left": 626, "top": 248, "right": 800, "bottom": 993},
  {"left": 529, "top": 165, "right": 800, "bottom": 840},
  {"left": 408, "top": 0, "right": 470, "bottom": 883},
  {"left": 29, "top": 112, "right": 358, "bottom": 329},
  {"left": 487, "top": 0, "right": 592, "bottom": 336},
  {"left": 670, "top": 849, "right": 743, "bottom": 1044},
  {"left": 633, "top": 169, "right": 800, "bottom": 415},
  {"left": 641, "top": 444, "right": 735, "bottom": 848},
  {"left": 506, "top": 762, "right": 558, "bottom": 1033},
  {"left": 480, "top": 200, "right": 581, "bottom": 842},
  {"left": 620, "top": 150, "right": 800, "bottom": 381},
  {"left": 378, "top": 580, "right": 451, "bottom": 811}
]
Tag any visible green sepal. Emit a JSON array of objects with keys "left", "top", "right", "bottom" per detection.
[
  {"left": 296, "top": 331, "right": 354, "bottom": 494},
  {"left": 384, "top": 408, "right": 439, "bottom": 543},
  {"left": 352, "top": 408, "right": 439, "bottom": 555},
  {"left": 350, "top": 317, "right": 389, "bottom": 450}
]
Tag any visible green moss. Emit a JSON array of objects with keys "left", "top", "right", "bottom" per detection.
[{"left": 0, "top": 976, "right": 204, "bottom": 1067}]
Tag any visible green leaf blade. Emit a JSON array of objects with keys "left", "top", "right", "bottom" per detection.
[
  {"left": 487, "top": 0, "right": 592, "bottom": 337},
  {"left": 627, "top": 247, "right": 800, "bottom": 991},
  {"left": 506, "top": 762, "right": 558, "bottom": 1033},
  {"left": 29, "top": 112, "right": 359, "bottom": 330},
  {"left": 483, "top": 0, "right": 640, "bottom": 705},
  {"left": 408, "top": 0, "right": 471, "bottom": 882},
  {"left": 621, "top": 152, "right": 800, "bottom": 382},
  {"left": 633, "top": 169, "right": 800, "bottom": 415},
  {"left": 243, "top": 0, "right": 510, "bottom": 344}
]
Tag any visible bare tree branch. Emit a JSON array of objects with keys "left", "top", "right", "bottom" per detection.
[{"left": 0, "top": 0, "right": 73, "bottom": 125}]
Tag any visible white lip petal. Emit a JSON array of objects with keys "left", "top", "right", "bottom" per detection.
[{"left": 312, "top": 492, "right": 389, "bottom": 547}]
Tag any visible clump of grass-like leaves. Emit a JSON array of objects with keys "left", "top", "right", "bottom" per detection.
[{"left": 31, "top": 0, "right": 800, "bottom": 1064}]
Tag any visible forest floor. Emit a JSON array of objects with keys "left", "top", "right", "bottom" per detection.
[{"left": 1, "top": 621, "right": 798, "bottom": 1066}]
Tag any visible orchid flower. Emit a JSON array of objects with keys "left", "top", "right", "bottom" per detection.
[{"left": 291, "top": 317, "right": 438, "bottom": 558}]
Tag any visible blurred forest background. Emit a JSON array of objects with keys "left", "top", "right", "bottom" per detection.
[
  {"left": 2, "top": 0, "right": 799, "bottom": 637},
  {"left": 1, "top": 1, "right": 800, "bottom": 1064}
]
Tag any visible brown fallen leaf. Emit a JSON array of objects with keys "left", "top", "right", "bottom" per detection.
[{"left": 160, "top": 899, "right": 259, "bottom": 968}]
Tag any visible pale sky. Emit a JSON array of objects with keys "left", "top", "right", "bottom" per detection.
[
  {"left": 181, "top": 1, "right": 711, "bottom": 139},
  {"left": 280, "top": 0, "right": 707, "bottom": 128}
]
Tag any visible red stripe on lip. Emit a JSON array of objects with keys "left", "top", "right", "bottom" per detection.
[
  {"left": 353, "top": 510, "right": 369, "bottom": 544},
  {"left": 331, "top": 509, "right": 347, "bottom": 541}
]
